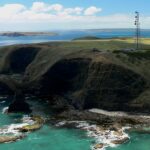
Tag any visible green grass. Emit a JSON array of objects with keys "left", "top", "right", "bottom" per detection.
[
  {"left": 67, "top": 38, "right": 150, "bottom": 51},
  {"left": 113, "top": 50, "right": 150, "bottom": 60},
  {"left": 1, "top": 38, "right": 150, "bottom": 53},
  {"left": 0, "top": 38, "right": 150, "bottom": 81}
]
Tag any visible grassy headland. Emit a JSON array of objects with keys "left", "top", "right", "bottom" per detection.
[{"left": 0, "top": 37, "right": 149, "bottom": 113}]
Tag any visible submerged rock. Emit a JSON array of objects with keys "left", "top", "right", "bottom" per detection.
[
  {"left": 0, "top": 135, "right": 25, "bottom": 143},
  {"left": 111, "top": 137, "right": 129, "bottom": 145},
  {"left": 94, "top": 143, "right": 104, "bottom": 149}
]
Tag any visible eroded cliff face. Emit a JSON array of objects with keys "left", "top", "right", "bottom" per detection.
[
  {"left": 40, "top": 58, "right": 91, "bottom": 95},
  {"left": 0, "top": 45, "right": 149, "bottom": 113},
  {"left": 0, "top": 46, "right": 40, "bottom": 74},
  {"left": 34, "top": 57, "right": 146, "bottom": 112}
]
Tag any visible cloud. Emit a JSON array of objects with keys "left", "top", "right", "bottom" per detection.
[
  {"left": 63, "top": 7, "right": 83, "bottom": 15},
  {"left": 0, "top": 2, "right": 101, "bottom": 21},
  {"left": 0, "top": 2, "right": 149, "bottom": 30},
  {"left": 84, "top": 6, "right": 102, "bottom": 16},
  {"left": 31, "top": 2, "right": 63, "bottom": 12},
  {"left": 31, "top": 2, "right": 46, "bottom": 12},
  {"left": 0, "top": 4, "right": 26, "bottom": 20},
  {"left": 2, "top": 4, "right": 26, "bottom": 13},
  {"left": 50, "top": 4, "right": 63, "bottom": 12}
]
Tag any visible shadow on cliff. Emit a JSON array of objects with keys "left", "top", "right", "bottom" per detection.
[
  {"left": 37, "top": 57, "right": 147, "bottom": 112},
  {"left": 0, "top": 45, "right": 149, "bottom": 113}
]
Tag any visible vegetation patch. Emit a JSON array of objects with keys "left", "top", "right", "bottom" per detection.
[
  {"left": 73, "top": 36, "right": 101, "bottom": 40},
  {"left": 113, "top": 50, "right": 150, "bottom": 60}
]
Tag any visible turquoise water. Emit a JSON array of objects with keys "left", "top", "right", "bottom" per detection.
[
  {"left": 107, "top": 132, "right": 150, "bottom": 150},
  {"left": 0, "top": 99, "right": 150, "bottom": 150},
  {"left": 0, "top": 99, "right": 93, "bottom": 150},
  {"left": 0, "top": 125, "right": 93, "bottom": 150}
]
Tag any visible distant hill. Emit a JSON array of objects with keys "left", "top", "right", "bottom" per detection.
[
  {"left": 73, "top": 36, "right": 101, "bottom": 40},
  {"left": 0, "top": 32, "right": 58, "bottom": 37}
]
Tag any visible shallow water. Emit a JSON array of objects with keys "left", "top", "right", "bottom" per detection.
[
  {"left": 107, "top": 132, "right": 150, "bottom": 150},
  {"left": 0, "top": 125, "right": 93, "bottom": 150},
  {"left": 0, "top": 98, "right": 93, "bottom": 150},
  {"left": 0, "top": 98, "right": 150, "bottom": 150}
]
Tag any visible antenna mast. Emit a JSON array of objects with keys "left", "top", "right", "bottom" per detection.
[{"left": 135, "top": 11, "right": 140, "bottom": 50}]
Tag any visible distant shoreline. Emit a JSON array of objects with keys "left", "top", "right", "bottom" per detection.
[{"left": 0, "top": 32, "right": 58, "bottom": 37}]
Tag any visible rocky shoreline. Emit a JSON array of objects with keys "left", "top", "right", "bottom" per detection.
[
  {"left": 55, "top": 120, "right": 130, "bottom": 150},
  {"left": 0, "top": 114, "right": 44, "bottom": 143},
  {"left": 0, "top": 101, "right": 150, "bottom": 150},
  {"left": 50, "top": 108, "right": 150, "bottom": 150}
]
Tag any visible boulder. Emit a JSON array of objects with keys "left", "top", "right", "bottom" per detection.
[
  {"left": 111, "top": 137, "right": 129, "bottom": 144},
  {"left": 19, "top": 116, "right": 44, "bottom": 132},
  {"left": 94, "top": 143, "right": 104, "bottom": 149},
  {"left": 113, "top": 131, "right": 123, "bottom": 136},
  {"left": 0, "top": 135, "right": 25, "bottom": 143},
  {"left": 19, "top": 123, "right": 42, "bottom": 132}
]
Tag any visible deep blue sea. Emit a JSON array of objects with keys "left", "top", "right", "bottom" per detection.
[{"left": 0, "top": 29, "right": 150, "bottom": 46}]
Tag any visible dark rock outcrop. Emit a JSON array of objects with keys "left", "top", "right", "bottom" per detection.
[
  {"left": 40, "top": 58, "right": 91, "bottom": 95},
  {"left": 0, "top": 81, "right": 14, "bottom": 95},
  {"left": 8, "top": 91, "right": 31, "bottom": 113}
]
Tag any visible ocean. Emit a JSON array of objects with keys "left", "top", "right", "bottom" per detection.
[{"left": 0, "top": 29, "right": 150, "bottom": 46}]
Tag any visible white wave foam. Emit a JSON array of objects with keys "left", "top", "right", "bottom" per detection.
[
  {"left": 78, "top": 122, "right": 130, "bottom": 150},
  {"left": 55, "top": 120, "right": 130, "bottom": 150},
  {"left": 0, "top": 115, "right": 36, "bottom": 136},
  {"left": 0, "top": 123, "right": 28, "bottom": 136},
  {"left": 0, "top": 96, "right": 7, "bottom": 99},
  {"left": 22, "top": 115, "right": 35, "bottom": 125},
  {"left": 2, "top": 107, "right": 8, "bottom": 114},
  {"left": 0, "top": 101, "right": 6, "bottom": 104},
  {"left": 55, "top": 121, "right": 67, "bottom": 127}
]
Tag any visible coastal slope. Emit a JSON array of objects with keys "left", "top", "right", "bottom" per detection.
[{"left": 0, "top": 39, "right": 149, "bottom": 113}]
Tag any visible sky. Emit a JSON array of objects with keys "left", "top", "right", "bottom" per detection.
[{"left": 0, "top": 0, "right": 149, "bottom": 31}]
